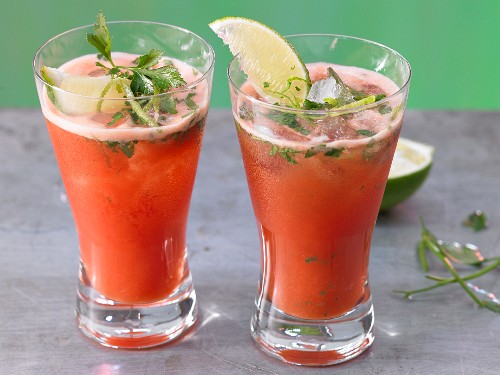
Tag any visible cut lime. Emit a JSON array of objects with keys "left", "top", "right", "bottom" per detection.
[
  {"left": 209, "top": 17, "right": 310, "bottom": 106},
  {"left": 41, "top": 66, "right": 125, "bottom": 115},
  {"left": 380, "top": 138, "right": 434, "bottom": 211}
]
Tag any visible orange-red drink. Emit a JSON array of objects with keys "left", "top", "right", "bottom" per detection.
[
  {"left": 45, "top": 110, "right": 204, "bottom": 304},
  {"left": 33, "top": 18, "right": 214, "bottom": 348},
  {"left": 228, "top": 34, "right": 411, "bottom": 365}
]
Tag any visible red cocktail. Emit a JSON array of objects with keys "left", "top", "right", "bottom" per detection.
[
  {"left": 228, "top": 35, "right": 410, "bottom": 365},
  {"left": 33, "top": 18, "right": 214, "bottom": 348}
]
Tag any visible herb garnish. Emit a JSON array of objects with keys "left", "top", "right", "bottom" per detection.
[
  {"left": 463, "top": 210, "right": 488, "bottom": 232},
  {"left": 87, "top": 11, "right": 186, "bottom": 128},
  {"left": 395, "top": 220, "right": 500, "bottom": 312},
  {"left": 266, "top": 110, "right": 310, "bottom": 135},
  {"left": 357, "top": 129, "right": 377, "bottom": 137}
]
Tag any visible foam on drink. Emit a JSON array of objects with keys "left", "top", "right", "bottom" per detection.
[{"left": 42, "top": 52, "right": 210, "bottom": 142}]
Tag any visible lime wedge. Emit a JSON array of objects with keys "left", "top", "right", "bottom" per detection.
[
  {"left": 209, "top": 17, "right": 310, "bottom": 106},
  {"left": 41, "top": 66, "right": 125, "bottom": 115},
  {"left": 380, "top": 138, "right": 434, "bottom": 211}
]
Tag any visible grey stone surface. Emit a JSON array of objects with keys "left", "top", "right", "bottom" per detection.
[{"left": 0, "top": 108, "right": 499, "bottom": 374}]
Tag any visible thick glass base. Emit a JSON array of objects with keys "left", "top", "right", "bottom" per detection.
[
  {"left": 75, "top": 269, "right": 197, "bottom": 349},
  {"left": 250, "top": 297, "right": 374, "bottom": 366}
]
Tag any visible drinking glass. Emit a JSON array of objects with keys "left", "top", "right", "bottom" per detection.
[
  {"left": 33, "top": 21, "right": 214, "bottom": 348},
  {"left": 228, "top": 34, "right": 410, "bottom": 365}
]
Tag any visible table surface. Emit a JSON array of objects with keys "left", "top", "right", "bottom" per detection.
[{"left": 1, "top": 109, "right": 499, "bottom": 375}]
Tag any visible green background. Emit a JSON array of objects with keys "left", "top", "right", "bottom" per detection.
[{"left": 3, "top": 0, "right": 500, "bottom": 109}]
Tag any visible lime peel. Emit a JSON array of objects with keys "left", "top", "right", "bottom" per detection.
[
  {"left": 40, "top": 66, "right": 126, "bottom": 115},
  {"left": 380, "top": 138, "right": 434, "bottom": 211}
]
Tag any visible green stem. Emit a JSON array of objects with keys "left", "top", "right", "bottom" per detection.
[
  {"left": 426, "top": 259, "right": 500, "bottom": 283},
  {"left": 418, "top": 238, "right": 429, "bottom": 272},
  {"left": 118, "top": 80, "right": 158, "bottom": 127},
  {"left": 423, "top": 235, "right": 484, "bottom": 307}
]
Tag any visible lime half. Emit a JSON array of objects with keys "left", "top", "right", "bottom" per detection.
[
  {"left": 380, "top": 138, "right": 434, "bottom": 211},
  {"left": 41, "top": 66, "right": 125, "bottom": 115},
  {"left": 209, "top": 17, "right": 310, "bottom": 106}
]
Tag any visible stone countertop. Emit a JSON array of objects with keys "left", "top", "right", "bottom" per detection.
[{"left": 0, "top": 109, "right": 499, "bottom": 374}]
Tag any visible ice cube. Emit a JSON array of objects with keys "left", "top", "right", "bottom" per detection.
[
  {"left": 306, "top": 76, "right": 342, "bottom": 103},
  {"left": 308, "top": 115, "right": 359, "bottom": 141}
]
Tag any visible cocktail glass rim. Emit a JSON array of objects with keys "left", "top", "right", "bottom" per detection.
[{"left": 227, "top": 33, "right": 411, "bottom": 115}]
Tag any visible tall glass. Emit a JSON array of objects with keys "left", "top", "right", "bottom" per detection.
[
  {"left": 33, "top": 21, "right": 214, "bottom": 348},
  {"left": 229, "top": 34, "right": 410, "bottom": 365}
]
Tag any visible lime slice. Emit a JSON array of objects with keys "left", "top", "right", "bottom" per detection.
[
  {"left": 380, "top": 138, "right": 434, "bottom": 211},
  {"left": 209, "top": 17, "right": 310, "bottom": 106},
  {"left": 41, "top": 66, "right": 125, "bottom": 115}
]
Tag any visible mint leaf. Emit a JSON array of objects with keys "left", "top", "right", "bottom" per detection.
[
  {"left": 303, "top": 99, "right": 326, "bottom": 110},
  {"left": 160, "top": 95, "right": 178, "bottom": 114},
  {"left": 324, "top": 147, "right": 345, "bottom": 157},
  {"left": 185, "top": 93, "right": 199, "bottom": 110},
  {"left": 86, "top": 11, "right": 113, "bottom": 65},
  {"left": 378, "top": 104, "right": 392, "bottom": 114},
  {"left": 357, "top": 129, "right": 377, "bottom": 137},
  {"left": 266, "top": 111, "right": 310, "bottom": 135},
  {"left": 304, "top": 148, "right": 318, "bottom": 158},
  {"left": 105, "top": 140, "right": 138, "bottom": 158},
  {"left": 107, "top": 112, "right": 124, "bottom": 126}
]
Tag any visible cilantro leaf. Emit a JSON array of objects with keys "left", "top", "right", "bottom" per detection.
[
  {"left": 130, "top": 71, "right": 154, "bottom": 96},
  {"left": 85, "top": 12, "right": 189, "bottom": 129},
  {"left": 86, "top": 11, "right": 113, "bottom": 65},
  {"left": 134, "top": 49, "right": 163, "bottom": 69},
  {"left": 132, "top": 65, "right": 186, "bottom": 92}
]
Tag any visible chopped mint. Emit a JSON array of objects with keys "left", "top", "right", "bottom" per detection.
[
  {"left": 305, "top": 256, "right": 318, "bottom": 263},
  {"left": 105, "top": 140, "right": 138, "bottom": 158},
  {"left": 378, "top": 104, "right": 392, "bottom": 115},
  {"left": 185, "top": 93, "right": 199, "bottom": 110},
  {"left": 357, "top": 129, "right": 377, "bottom": 137},
  {"left": 270, "top": 145, "right": 300, "bottom": 164},
  {"left": 106, "top": 112, "right": 124, "bottom": 126},
  {"left": 160, "top": 95, "right": 178, "bottom": 114},
  {"left": 304, "top": 148, "right": 318, "bottom": 158},
  {"left": 324, "top": 147, "right": 345, "bottom": 157},
  {"left": 266, "top": 110, "right": 310, "bottom": 135}
]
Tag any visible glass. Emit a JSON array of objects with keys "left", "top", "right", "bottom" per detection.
[
  {"left": 33, "top": 21, "right": 214, "bottom": 348},
  {"left": 228, "top": 34, "right": 410, "bottom": 365}
]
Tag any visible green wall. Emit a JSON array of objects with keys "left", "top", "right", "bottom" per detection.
[{"left": 4, "top": 0, "right": 500, "bottom": 109}]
